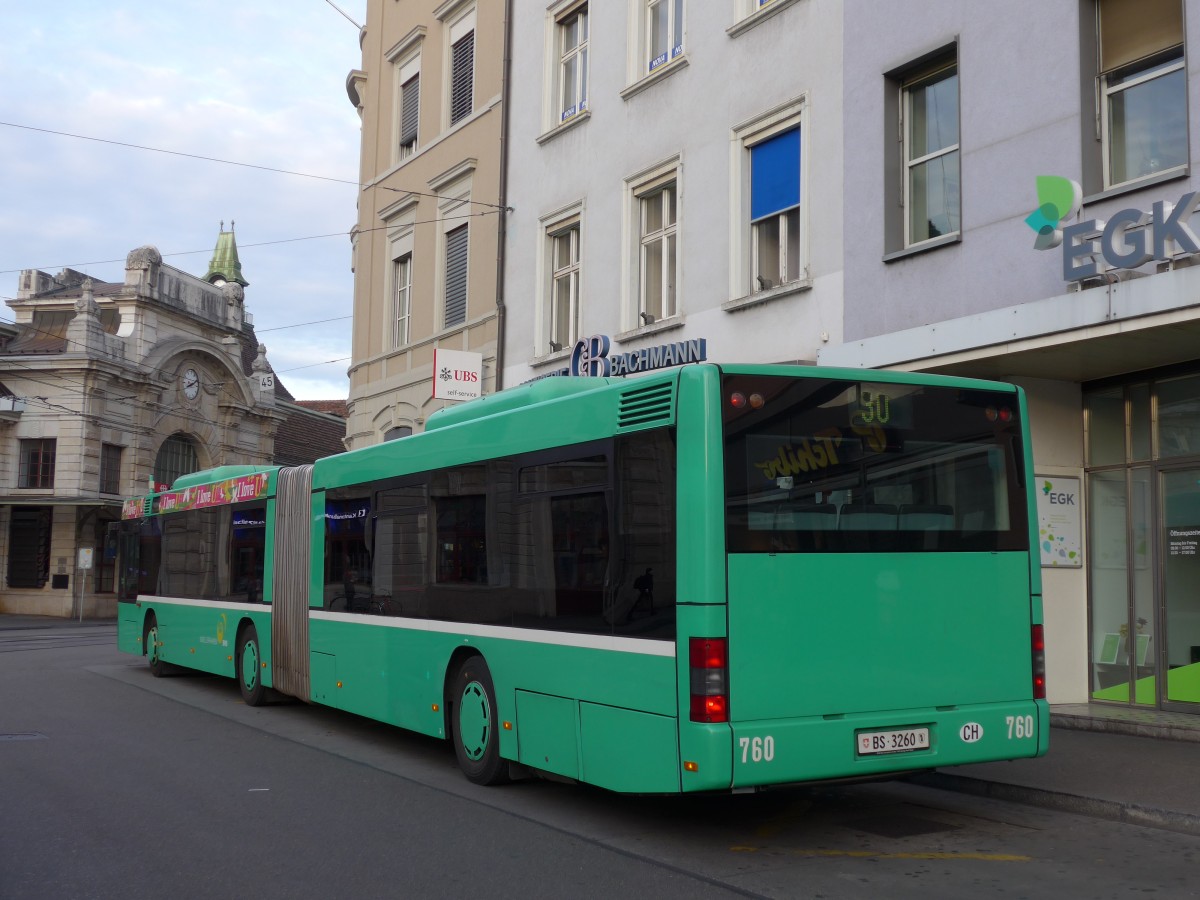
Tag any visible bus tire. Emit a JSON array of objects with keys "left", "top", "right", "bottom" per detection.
[
  {"left": 145, "top": 614, "right": 170, "bottom": 677},
  {"left": 236, "top": 624, "right": 268, "bottom": 707},
  {"left": 450, "top": 657, "right": 509, "bottom": 786}
]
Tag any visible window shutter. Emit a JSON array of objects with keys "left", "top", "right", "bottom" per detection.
[
  {"left": 399, "top": 74, "right": 419, "bottom": 148},
  {"left": 450, "top": 31, "right": 475, "bottom": 124},
  {"left": 1099, "top": 0, "right": 1183, "bottom": 73},
  {"left": 444, "top": 224, "right": 469, "bottom": 326},
  {"left": 750, "top": 127, "right": 801, "bottom": 222}
]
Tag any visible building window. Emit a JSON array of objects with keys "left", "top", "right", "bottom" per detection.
[
  {"left": 448, "top": 10, "right": 476, "bottom": 125},
  {"left": 1097, "top": 0, "right": 1186, "bottom": 189},
  {"left": 7, "top": 506, "right": 51, "bottom": 588},
  {"left": 18, "top": 438, "right": 56, "bottom": 489},
  {"left": 391, "top": 253, "right": 413, "bottom": 348},
  {"left": 100, "top": 443, "right": 122, "bottom": 495},
  {"left": 550, "top": 221, "right": 581, "bottom": 351},
  {"left": 384, "top": 425, "right": 413, "bottom": 441},
  {"left": 627, "top": 0, "right": 684, "bottom": 85},
  {"left": 902, "top": 58, "right": 959, "bottom": 247},
  {"left": 558, "top": 4, "right": 589, "bottom": 122},
  {"left": 639, "top": 181, "right": 678, "bottom": 323},
  {"left": 444, "top": 224, "right": 469, "bottom": 327},
  {"left": 731, "top": 98, "right": 807, "bottom": 299},
  {"left": 730, "top": 0, "right": 802, "bottom": 33},
  {"left": 646, "top": 0, "right": 684, "bottom": 72},
  {"left": 397, "top": 56, "right": 420, "bottom": 160},
  {"left": 751, "top": 127, "right": 801, "bottom": 291},
  {"left": 153, "top": 433, "right": 200, "bottom": 488}
]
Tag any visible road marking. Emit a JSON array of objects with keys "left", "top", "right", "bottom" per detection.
[{"left": 730, "top": 847, "right": 1030, "bottom": 862}]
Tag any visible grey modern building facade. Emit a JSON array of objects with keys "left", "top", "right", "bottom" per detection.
[{"left": 823, "top": 0, "right": 1200, "bottom": 712}]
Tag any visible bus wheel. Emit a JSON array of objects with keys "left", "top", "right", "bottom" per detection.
[
  {"left": 450, "top": 658, "right": 509, "bottom": 786},
  {"left": 236, "top": 624, "right": 267, "bottom": 707},
  {"left": 145, "top": 615, "right": 168, "bottom": 678}
]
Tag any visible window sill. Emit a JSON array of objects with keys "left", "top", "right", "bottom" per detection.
[
  {"left": 530, "top": 346, "right": 573, "bottom": 366},
  {"left": 1084, "top": 165, "right": 1189, "bottom": 206},
  {"left": 620, "top": 55, "right": 689, "bottom": 102},
  {"left": 723, "top": 277, "right": 811, "bottom": 313},
  {"left": 883, "top": 231, "right": 960, "bottom": 263},
  {"left": 536, "top": 109, "right": 591, "bottom": 145},
  {"left": 614, "top": 316, "right": 685, "bottom": 343},
  {"left": 726, "top": 0, "right": 805, "bottom": 38}
]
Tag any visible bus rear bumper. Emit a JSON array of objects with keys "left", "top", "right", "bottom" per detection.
[{"left": 729, "top": 699, "right": 1048, "bottom": 790}]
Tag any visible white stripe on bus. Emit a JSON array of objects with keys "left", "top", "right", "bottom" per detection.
[
  {"left": 309, "top": 611, "right": 676, "bottom": 657},
  {"left": 135, "top": 596, "right": 675, "bottom": 657}
]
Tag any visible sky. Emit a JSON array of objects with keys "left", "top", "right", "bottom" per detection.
[{"left": 0, "top": 0, "right": 369, "bottom": 399}]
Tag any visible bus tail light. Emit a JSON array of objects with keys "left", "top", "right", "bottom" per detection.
[
  {"left": 1031, "top": 625, "right": 1047, "bottom": 700},
  {"left": 689, "top": 637, "right": 729, "bottom": 723}
]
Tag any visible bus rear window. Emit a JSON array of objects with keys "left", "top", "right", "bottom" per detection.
[{"left": 722, "top": 375, "right": 1028, "bottom": 553}]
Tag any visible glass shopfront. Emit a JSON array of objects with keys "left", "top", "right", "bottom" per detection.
[{"left": 1086, "top": 373, "right": 1200, "bottom": 710}]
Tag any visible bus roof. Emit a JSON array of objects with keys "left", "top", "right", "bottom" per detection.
[{"left": 170, "top": 465, "right": 279, "bottom": 490}]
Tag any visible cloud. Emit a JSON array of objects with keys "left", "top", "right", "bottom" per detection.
[{"left": 0, "top": 0, "right": 367, "bottom": 399}]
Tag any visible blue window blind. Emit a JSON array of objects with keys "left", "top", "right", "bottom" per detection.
[{"left": 750, "top": 127, "right": 800, "bottom": 222}]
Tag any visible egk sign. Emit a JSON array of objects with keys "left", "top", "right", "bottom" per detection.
[{"left": 1026, "top": 175, "right": 1200, "bottom": 283}]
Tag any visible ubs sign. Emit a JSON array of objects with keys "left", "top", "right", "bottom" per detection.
[{"left": 1028, "top": 175, "right": 1200, "bottom": 282}]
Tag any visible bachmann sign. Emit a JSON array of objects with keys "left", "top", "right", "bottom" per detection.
[
  {"left": 535, "top": 334, "right": 707, "bottom": 381},
  {"left": 1027, "top": 175, "right": 1200, "bottom": 282}
]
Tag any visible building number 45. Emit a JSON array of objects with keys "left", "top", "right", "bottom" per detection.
[{"left": 739, "top": 735, "right": 776, "bottom": 763}]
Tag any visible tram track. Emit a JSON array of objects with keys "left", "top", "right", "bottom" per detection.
[{"left": 0, "top": 629, "right": 116, "bottom": 653}]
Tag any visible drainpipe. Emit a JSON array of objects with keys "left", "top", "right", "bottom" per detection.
[{"left": 492, "top": 0, "right": 513, "bottom": 392}]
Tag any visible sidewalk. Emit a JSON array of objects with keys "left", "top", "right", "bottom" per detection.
[
  {"left": 916, "top": 704, "right": 1200, "bottom": 836},
  {"left": 3, "top": 614, "right": 1197, "bottom": 834}
]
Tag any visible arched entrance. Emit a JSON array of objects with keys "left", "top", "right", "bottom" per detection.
[{"left": 153, "top": 433, "right": 202, "bottom": 489}]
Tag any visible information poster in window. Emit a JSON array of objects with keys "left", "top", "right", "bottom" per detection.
[{"left": 1037, "top": 476, "right": 1082, "bottom": 568}]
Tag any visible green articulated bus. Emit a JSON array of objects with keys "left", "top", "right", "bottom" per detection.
[{"left": 115, "top": 363, "right": 1048, "bottom": 793}]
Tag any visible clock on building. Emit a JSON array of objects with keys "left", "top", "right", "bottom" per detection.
[{"left": 182, "top": 367, "right": 200, "bottom": 400}]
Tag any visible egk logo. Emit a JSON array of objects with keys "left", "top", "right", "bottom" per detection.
[
  {"left": 1025, "top": 176, "right": 1083, "bottom": 251},
  {"left": 1028, "top": 174, "right": 1200, "bottom": 281},
  {"left": 1042, "top": 480, "right": 1075, "bottom": 506}
]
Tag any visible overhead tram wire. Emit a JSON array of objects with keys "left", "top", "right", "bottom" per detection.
[
  {"left": 0, "top": 210, "right": 499, "bottom": 276},
  {"left": 0, "top": 121, "right": 511, "bottom": 211},
  {"left": 276, "top": 357, "right": 351, "bottom": 374},
  {"left": 0, "top": 330, "right": 347, "bottom": 421},
  {"left": 0, "top": 308, "right": 353, "bottom": 425},
  {"left": 0, "top": 357, "right": 270, "bottom": 435},
  {"left": 322, "top": 0, "right": 362, "bottom": 29}
]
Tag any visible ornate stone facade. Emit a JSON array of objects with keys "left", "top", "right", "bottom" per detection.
[{"left": 0, "top": 237, "right": 309, "bottom": 618}]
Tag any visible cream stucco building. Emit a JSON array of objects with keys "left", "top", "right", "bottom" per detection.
[{"left": 344, "top": 0, "right": 507, "bottom": 448}]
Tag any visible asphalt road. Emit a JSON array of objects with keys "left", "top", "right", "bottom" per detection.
[{"left": 2, "top": 623, "right": 1197, "bottom": 900}]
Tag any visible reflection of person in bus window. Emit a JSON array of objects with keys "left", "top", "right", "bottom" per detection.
[{"left": 343, "top": 555, "right": 357, "bottom": 610}]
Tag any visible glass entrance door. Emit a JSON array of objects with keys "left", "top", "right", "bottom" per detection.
[
  {"left": 1088, "top": 468, "right": 1156, "bottom": 704},
  {"left": 1160, "top": 468, "right": 1200, "bottom": 707}
]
